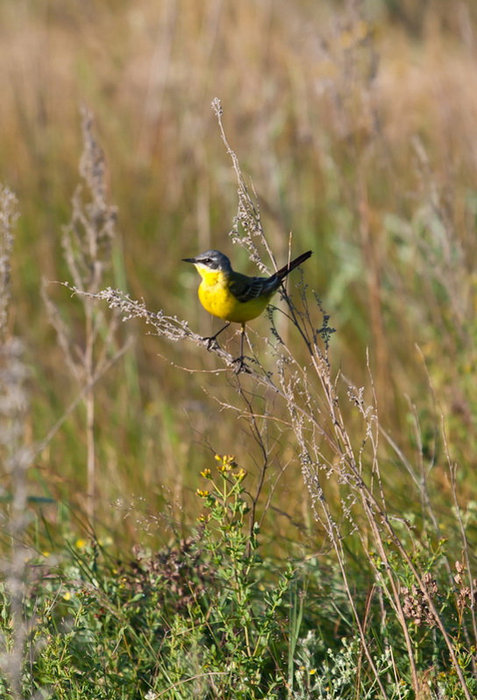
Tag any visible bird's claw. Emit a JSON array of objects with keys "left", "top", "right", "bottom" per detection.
[
  {"left": 232, "top": 356, "right": 251, "bottom": 374},
  {"left": 202, "top": 336, "right": 220, "bottom": 351}
]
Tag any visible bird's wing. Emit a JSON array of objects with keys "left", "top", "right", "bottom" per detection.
[{"left": 228, "top": 273, "right": 274, "bottom": 303}]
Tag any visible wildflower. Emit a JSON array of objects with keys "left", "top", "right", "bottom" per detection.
[
  {"left": 196, "top": 489, "right": 210, "bottom": 498},
  {"left": 215, "top": 454, "right": 237, "bottom": 472},
  {"left": 200, "top": 468, "right": 212, "bottom": 478}
]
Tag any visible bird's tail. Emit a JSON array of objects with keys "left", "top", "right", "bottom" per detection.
[{"left": 275, "top": 250, "right": 312, "bottom": 282}]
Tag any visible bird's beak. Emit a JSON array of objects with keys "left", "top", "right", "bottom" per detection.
[{"left": 182, "top": 257, "right": 197, "bottom": 263}]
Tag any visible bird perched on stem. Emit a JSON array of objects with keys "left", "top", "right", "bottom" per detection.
[{"left": 182, "top": 248, "right": 312, "bottom": 372}]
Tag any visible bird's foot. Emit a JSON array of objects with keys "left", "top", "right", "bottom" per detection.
[
  {"left": 202, "top": 335, "right": 220, "bottom": 351},
  {"left": 201, "top": 322, "right": 231, "bottom": 351},
  {"left": 232, "top": 356, "right": 251, "bottom": 374}
]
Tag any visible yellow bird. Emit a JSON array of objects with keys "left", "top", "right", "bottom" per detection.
[{"left": 182, "top": 248, "right": 312, "bottom": 368}]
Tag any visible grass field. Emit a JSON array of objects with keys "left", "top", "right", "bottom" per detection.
[{"left": 1, "top": 1, "right": 477, "bottom": 697}]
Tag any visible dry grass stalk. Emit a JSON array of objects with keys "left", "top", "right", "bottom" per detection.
[
  {"left": 43, "top": 107, "right": 122, "bottom": 524},
  {"left": 0, "top": 186, "right": 34, "bottom": 699}
]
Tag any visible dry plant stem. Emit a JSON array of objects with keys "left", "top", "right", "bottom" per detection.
[
  {"left": 46, "top": 107, "right": 120, "bottom": 525},
  {"left": 446, "top": 424, "right": 477, "bottom": 645},
  {"left": 410, "top": 348, "right": 472, "bottom": 590},
  {"left": 82, "top": 287, "right": 260, "bottom": 372},
  {"left": 94, "top": 286, "right": 342, "bottom": 456},
  {"left": 0, "top": 186, "right": 16, "bottom": 335},
  {"left": 156, "top": 671, "right": 229, "bottom": 698},
  {"left": 0, "top": 186, "right": 32, "bottom": 699},
  {"left": 385, "top": 357, "right": 476, "bottom": 674},
  {"left": 305, "top": 343, "right": 473, "bottom": 697},
  {"left": 270, "top": 301, "right": 470, "bottom": 696},
  {"left": 310, "top": 471, "right": 388, "bottom": 698},
  {"left": 211, "top": 98, "right": 276, "bottom": 273},
  {"left": 356, "top": 584, "right": 377, "bottom": 699},
  {"left": 234, "top": 379, "right": 269, "bottom": 552},
  {"left": 374, "top": 509, "right": 471, "bottom": 696},
  {"left": 358, "top": 390, "right": 422, "bottom": 661},
  {"left": 85, "top": 304, "right": 96, "bottom": 520},
  {"left": 1, "top": 350, "right": 31, "bottom": 700},
  {"left": 33, "top": 337, "right": 133, "bottom": 460},
  {"left": 291, "top": 393, "right": 389, "bottom": 695}
]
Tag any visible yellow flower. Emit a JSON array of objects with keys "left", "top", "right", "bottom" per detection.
[
  {"left": 75, "top": 538, "right": 87, "bottom": 549},
  {"left": 200, "top": 468, "right": 212, "bottom": 478},
  {"left": 196, "top": 489, "right": 210, "bottom": 498},
  {"left": 215, "top": 454, "right": 237, "bottom": 472},
  {"left": 233, "top": 468, "right": 246, "bottom": 481}
]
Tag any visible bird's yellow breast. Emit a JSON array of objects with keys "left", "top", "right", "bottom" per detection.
[{"left": 195, "top": 266, "right": 271, "bottom": 323}]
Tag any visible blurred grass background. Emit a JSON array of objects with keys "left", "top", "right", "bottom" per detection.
[{"left": 1, "top": 0, "right": 477, "bottom": 549}]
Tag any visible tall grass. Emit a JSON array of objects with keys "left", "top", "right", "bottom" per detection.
[
  {"left": 0, "top": 1, "right": 476, "bottom": 696},
  {"left": 87, "top": 100, "right": 477, "bottom": 697}
]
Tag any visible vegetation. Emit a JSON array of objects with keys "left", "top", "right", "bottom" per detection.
[{"left": 0, "top": 1, "right": 476, "bottom": 697}]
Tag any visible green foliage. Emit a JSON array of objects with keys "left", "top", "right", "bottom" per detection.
[
  {"left": 2, "top": 474, "right": 476, "bottom": 698},
  {"left": 0, "top": 463, "right": 293, "bottom": 698}
]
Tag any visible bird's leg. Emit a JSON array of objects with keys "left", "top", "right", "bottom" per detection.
[
  {"left": 232, "top": 323, "right": 250, "bottom": 374},
  {"left": 202, "top": 321, "right": 230, "bottom": 350}
]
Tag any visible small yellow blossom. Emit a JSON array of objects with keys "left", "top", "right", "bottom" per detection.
[
  {"left": 75, "top": 538, "right": 87, "bottom": 549},
  {"left": 215, "top": 454, "right": 237, "bottom": 472},
  {"left": 62, "top": 591, "right": 71, "bottom": 601},
  {"left": 309, "top": 668, "right": 317, "bottom": 675},
  {"left": 196, "top": 489, "right": 210, "bottom": 498},
  {"left": 200, "top": 468, "right": 212, "bottom": 478},
  {"left": 233, "top": 468, "right": 246, "bottom": 481}
]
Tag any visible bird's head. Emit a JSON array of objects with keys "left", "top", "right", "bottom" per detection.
[{"left": 182, "top": 249, "right": 233, "bottom": 276}]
